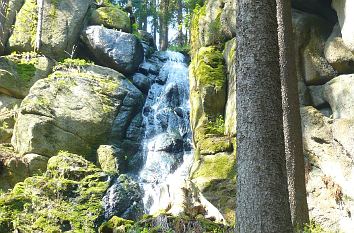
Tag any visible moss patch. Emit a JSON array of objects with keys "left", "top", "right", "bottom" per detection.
[
  {"left": 90, "top": 6, "right": 131, "bottom": 33},
  {"left": 0, "top": 152, "right": 109, "bottom": 233}
]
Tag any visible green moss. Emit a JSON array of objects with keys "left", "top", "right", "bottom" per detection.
[
  {"left": 91, "top": 6, "right": 131, "bottom": 32},
  {"left": 0, "top": 153, "right": 109, "bottom": 232},
  {"left": 190, "top": 4, "right": 206, "bottom": 55},
  {"left": 300, "top": 220, "right": 335, "bottom": 233},
  {"left": 192, "top": 153, "right": 236, "bottom": 183},
  {"left": 99, "top": 216, "right": 134, "bottom": 233},
  {"left": 198, "top": 136, "right": 233, "bottom": 155},
  {"left": 192, "top": 46, "right": 226, "bottom": 90},
  {"left": 8, "top": 0, "right": 38, "bottom": 50},
  {"left": 5, "top": 52, "right": 40, "bottom": 82},
  {"left": 205, "top": 115, "right": 225, "bottom": 135}
]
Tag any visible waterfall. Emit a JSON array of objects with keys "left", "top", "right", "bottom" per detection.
[{"left": 139, "top": 51, "right": 193, "bottom": 214}]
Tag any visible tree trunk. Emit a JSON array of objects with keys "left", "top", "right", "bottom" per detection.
[
  {"left": 276, "top": 0, "right": 309, "bottom": 228},
  {"left": 0, "top": 0, "right": 8, "bottom": 54},
  {"left": 141, "top": 0, "right": 148, "bottom": 31},
  {"left": 35, "top": 0, "right": 44, "bottom": 51},
  {"left": 151, "top": 0, "right": 157, "bottom": 43},
  {"left": 235, "top": 0, "right": 293, "bottom": 232},
  {"left": 177, "top": 0, "right": 183, "bottom": 46},
  {"left": 159, "top": 0, "right": 168, "bottom": 50}
]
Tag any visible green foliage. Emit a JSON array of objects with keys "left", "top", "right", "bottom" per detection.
[
  {"left": 168, "top": 44, "right": 190, "bottom": 54},
  {"left": 206, "top": 115, "right": 225, "bottom": 135},
  {"left": 7, "top": 52, "right": 39, "bottom": 82},
  {"left": 300, "top": 221, "right": 335, "bottom": 233}
]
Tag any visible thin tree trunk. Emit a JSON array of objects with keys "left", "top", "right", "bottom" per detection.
[
  {"left": 159, "top": 0, "right": 168, "bottom": 50},
  {"left": 151, "top": 0, "right": 157, "bottom": 42},
  {"left": 177, "top": 0, "right": 183, "bottom": 46},
  {"left": 35, "top": 0, "right": 44, "bottom": 51},
  {"left": 235, "top": 0, "right": 293, "bottom": 232},
  {"left": 0, "top": 0, "right": 8, "bottom": 54},
  {"left": 276, "top": 0, "right": 309, "bottom": 228},
  {"left": 142, "top": 0, "right": 148, "bottom": 31}
]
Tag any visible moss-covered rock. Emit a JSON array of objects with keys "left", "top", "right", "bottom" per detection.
[
  {"left": 11, "top": 62, "right": 143, "bottom": 159},
  {"left": 0, "top": 52, "right": 55, "bottom": 98},
  {"left": 0, "top": 152, "right": 109, "bottom": 233},
  {"left": 191, "top": 152, "right": 236, "bottom": 225},
  {"left": 7, "top": 0, "right": 92, "bottom": 60},
  {"left": 0, "top": 95, "right": 21, "bottom": 143},
  {"left": 90, "top": 6, "right": 131, "bottom": 33},
  {"left": 0, "top": 0, "right": 24, "bottom": 55},
  {"left": 99, "top": 216, "right": 134, "bottom": 233}
]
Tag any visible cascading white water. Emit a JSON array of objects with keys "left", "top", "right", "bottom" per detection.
[{"left": 138, "top": 51, "right": 193, "bottom": 214}]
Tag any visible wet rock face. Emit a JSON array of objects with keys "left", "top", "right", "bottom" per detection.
[
  {"left": 11, "top": 64, "right": 144, "bottom": 159},
  {"left": 81, "top": 26, "right": 144, "bottom": 75},
  {"left": 103, "top": 174, "right": 143, "bottom": 221}
]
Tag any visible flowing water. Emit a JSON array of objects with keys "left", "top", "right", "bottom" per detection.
[
  {"left": 139, "top": 51, "right": 193, "bottom": 214},
  {"left": 103, "top": 51, "right": 194, "bottom": 218}
]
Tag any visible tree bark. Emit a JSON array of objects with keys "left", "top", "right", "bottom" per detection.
[
  {"left": 159, "top": 0, "right": 168, "bottom": 50},
  {"left": 35, "top": 0, "right": 44, "bottom": 51},
  {"left": 276, "top": 0, "right": 309, "bottom": 228},
  {"left": 235, "top": 0, "right": 293, "bottom": 232},
  {"left": 151, "top": 0, "right": 157, "bottom": 42},
  {"left": 177, "top": 0, "right": 183, "bottom": 46},
  {"left": 0, "top": 0, "right": 8, "bottom": 54}
]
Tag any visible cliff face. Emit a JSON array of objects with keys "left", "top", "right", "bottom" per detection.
[{"left": 189, "top": 0, "right": 354, "bottom": 231}]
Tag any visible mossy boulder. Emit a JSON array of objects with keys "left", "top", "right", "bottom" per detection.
[
  {"left": 0, "top": 0, "right": 24, "bottom": 55},
  {"left": 0, "top": 152, "right": 110, "bottom": 233},
  {"left": 90, "top": 6, "right": 131, "bottom": 32},
  {"left": 191, "top": 152, "right": 236, "bottom": 224},
  {"left": 189, "top": 46, "right": 227, "bottom": 144},
  {"left": 12, "top": 62, "right": 144, "bottom": 159},
  {"left": 0, "top": 52, "right": 55, "bottom": 98},
  {"left": 7, "top": 0, "right": 92, "bottom": 60},
  {"left": 99, "top": 216, "right": 134, "bottom": 233},
  {"left": 0, "top": 95, "right": 21, "bottom": 143}
]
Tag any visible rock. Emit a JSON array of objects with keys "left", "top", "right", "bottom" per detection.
[
  {"left": 191, "top": 152, "right": 236, "bottom": 224},
  {"left": 97, "top": 145, "right": 120, "bottom": 174},
  {"left": 0, "top": 0, "right": 24, "bottom": 55},
  {"left": 223, "top": 38, "right": 236, "bottom": 137},
  {"left": 138, "top": 30, "right": 157, "bottom": 58},
  {"left": 301, "top": 106, "right": 354, "bottom": 232},
  {"left": 131, "top": 73, "right": 151, "bottom": 94},
  {"left": 89, "top": 6, "right": 131, "bottom": 32},
  {"left": 292, "top": 9, "right": 337, "bottom": 85},
  {"left": 308, "top": 85, "right": 326, "bottom": 108},
  {"left": 103, "top": 174, "right": 143, "bottom": 221},
  {"left": 139, "top": 62, "right": 159, "bottom": 76},
  {"left": 332, "top": 0, "right": 354, "bottom": 52},
  {"left": 192, "top": 0, "right": 236, "bottom": 49},
  {"left": 22, "top": 153, "right": 48, "bottom": 176},
  {"left": 0, "top": 152, "right": 110, "bottom": 232},
  {"left": 0, "top": 144, "right": 29, "bottom": 191},
  {"left": 325, "top": 24, "right": 354, "bottom": 74},
  {"left": 151, "top": 132, "right": 183, "bottom": 153},
  {"left": 198, "top": 136, "right": 233, "bottom": 155},
  {"left": 189, "top": 46, "right": 227, "bottom": 143},
  {"left": 323, "top": 74, "right": 354, "bottom": 119},
  {"left": 0, "top": 53, "right": 55, "bottom": 98},
  {"left": 12, "top": 63, "right": 144, "bottom": 159},
  {"left": 0, "top": 95, "right": 21, "bottom": 143},
  {"left": 7, "top": 0, "right": 92, "bottom": 60},
  {"left": 81, "top": 26, "right": 144, "bottom": 75}
]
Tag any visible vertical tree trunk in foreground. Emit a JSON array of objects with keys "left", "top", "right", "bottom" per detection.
[
  {"left": 159, "top": 0, "right": 169, "bottom": 50},
  {"left": 35, "top": 0, "right": 44, "bottom": 51},
  {"left": 235, "top": 0, "right": 293, "bottom": 232},
  {"left": 276, "top": 0, "right": 309, "bottom": 228}
]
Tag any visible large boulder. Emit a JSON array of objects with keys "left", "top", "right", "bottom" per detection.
[
  {"left": 81, "top": 26, "right": 144, "bottom": 75},
  {"left": 0, "top": 53, "right": 55, "bottom": 98},
  {"left": 292, "top": 9, "right": 337, "bottom": 85},
  {"left": 7, "top": 0, "right": 92, "bottom": 59},
  {"left": 323, "top": 74, "right": 354, "bottom": 119},
  {"left": 332, "top": 0, "right": 354, "bottom": 52},
  {"left": 325, "top": 24, "right": 354, "bottom": 74},
  {"left": 12, "top": 62, "right": 143, "bottom": 159},
  {"left": 0, "top": 152, "right": 109, "bottom": 233},
  {"left": 89, "top": 6, "right": 131, "bottom": 32},
  {"left": 301, "top": 106, "right": 354, "bottom": 232},
  {"left": 0, "top": 0, "right": 24, "bottom": 55}
]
